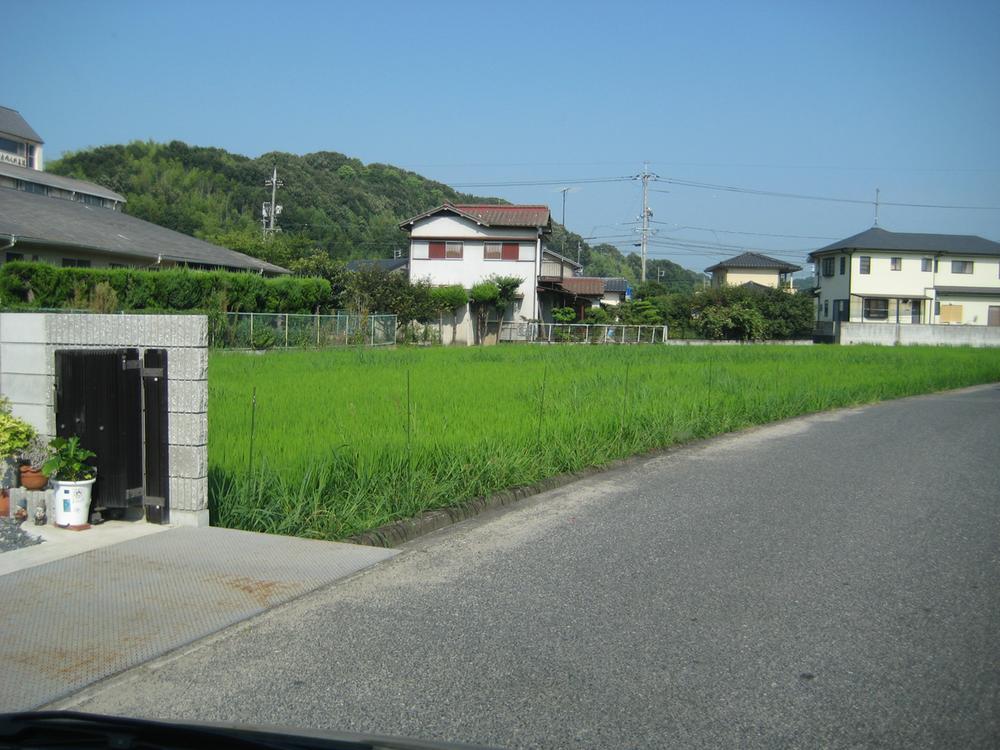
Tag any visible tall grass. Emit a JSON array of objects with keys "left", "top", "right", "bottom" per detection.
[{"left": 208, "top": 345, "right": 1000, "bottom": 539}]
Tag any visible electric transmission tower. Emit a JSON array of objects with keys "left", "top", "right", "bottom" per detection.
[{"left": 262, "top": 166, "right": 283, "bottom": 239}]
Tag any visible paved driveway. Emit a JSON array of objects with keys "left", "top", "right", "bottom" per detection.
[{"left": 49, "top": 386, "right": 1000, "bottom": 748}]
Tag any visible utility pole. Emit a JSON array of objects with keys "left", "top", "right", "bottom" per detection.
[
  {"left": 559, "top": 186, "right": 571, "bottom": 227},
  {"left": 637, "top": 163, "right": 655, "bottom": 282},
  {"left": 262, "top": 166, "right": 283, "bottom": 240}
]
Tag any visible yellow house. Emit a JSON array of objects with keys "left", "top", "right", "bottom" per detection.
[{"left": 705, "top": 251, "right": 801, "bottom": 291}]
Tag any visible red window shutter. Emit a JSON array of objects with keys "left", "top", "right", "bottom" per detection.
[
  {"left": 429, "top": 242, "right": 445, "bottom": 259},
  {"left": 502, "top": 243, "right": 519, "bottom": 261}
]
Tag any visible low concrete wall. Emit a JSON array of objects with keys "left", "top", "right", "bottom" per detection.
[
  {"left": 838, "top": 322, "right": 1000, "bottom": 347},
  {"left": 0, "top": 313, "right": 209, "bottom": 526},
  {"left": 664, "top": 339, "right": 814, "bottom": 346}
]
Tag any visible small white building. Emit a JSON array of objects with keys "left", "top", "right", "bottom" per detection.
[
  {"left": 400, "top": 203, "right": 583, "bottom": 343},
  {"left": 809, "top": 226, "right": 1000, "bottom": 328},
  {"left": 0, "top": 106, "right": 43, "bottom": 170}
]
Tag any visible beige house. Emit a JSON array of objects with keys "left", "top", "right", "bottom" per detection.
[
  {"left": 705, "top": 251, "right": 800, "bottom": 291},
  {"left": 809, "top": 226, "right": 1000, "bottom": 327}
]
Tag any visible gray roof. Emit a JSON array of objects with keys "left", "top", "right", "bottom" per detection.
[
  {"left": 601, "top": 277, "right": 629, "bottom": 292},
  {"left": 704, "top": 251, "right": 801, "bottom": 273},
  {"left": 542, "top": 247, "right": 583, "bottom": 269},
  {"left": 346, "top": 258, "right": 409, "bottom": 273},
  {"left": 934, "top": 286, "right": 1000, "bottom": 297},
  {"left": 809, "top": 226, "right": 1000, "bottom": 259},
  {"left": 0, "top": 187, "right": 288, "bottom": 274},
  {"left": 0, "top": 106, "right": 43, "bottom": 143},
  {"left": 0, "top": 161, "right": 126, "bottom": 202}
]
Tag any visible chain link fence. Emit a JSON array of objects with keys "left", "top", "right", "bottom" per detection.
[
  {"left": 210, "top": 312, "right": 397, "bottom": 349},
  {"left": 499, "top": 322, "right": 668, "bottom": 344}
]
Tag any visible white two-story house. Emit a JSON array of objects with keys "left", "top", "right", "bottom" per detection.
[
  {"left": 809, "top": 226, "right": 1000, "bottom": 330},
  {"left": 400, "top": 203, "right": 582, "bottom": 343}
]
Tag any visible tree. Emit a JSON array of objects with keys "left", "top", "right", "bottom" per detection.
[
  {"left": 430, "top": 284, "right": 469, "bottom": 342},
  {"left": 698, "top": 302, "right": 766, "bottom": 341},
  {"left": 468, "top": 275, "right": 522, "bottom": 344}
]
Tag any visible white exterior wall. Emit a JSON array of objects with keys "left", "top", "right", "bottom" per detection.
[
  {"left": 815, "top": 250, "right": 1000, "bottom": 325},
  {"left": 934, "top": 296, "right": 1000, "bottom": 325},
  {"left": 408, "top": 214, "right": 543, "bottom": 327}
]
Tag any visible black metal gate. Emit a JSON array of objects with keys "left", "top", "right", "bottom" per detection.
[{"left": 54, "top": 349, "right": 169, "bottom": 523}]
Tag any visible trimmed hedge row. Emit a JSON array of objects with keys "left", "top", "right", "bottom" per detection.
[{"left": 0, "top": 262, "right": 332, "bottom": 313}]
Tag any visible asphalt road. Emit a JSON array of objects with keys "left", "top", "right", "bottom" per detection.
[{"left": 54, "top": 385, "right": 1000, "bottom": 748}]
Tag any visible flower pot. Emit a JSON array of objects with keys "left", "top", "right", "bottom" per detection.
[
  {"left": 53, "top": 478, "right": 97, "bottom": 527},
  {"left": 19, "top": 466, "right": 49, "bottom": 491}
]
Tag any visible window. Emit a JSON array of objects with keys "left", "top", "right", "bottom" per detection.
[
  {"left": 940, "top": 303, "right": 963, "bottom": 323},
  {"left": 821, "top": 257, "right": 835, "bottom": 277},
  {"left": 839, "top": 256, "right": 846, "bottom": 275},
  {"left": 951, "top": 260, "right": 973, "bottom": 274},
  {"left": 79, "top": 194, "right": 105, "bottom": 207},
  {"left": 823, "top": 300, "right": 829, "bottom": 317},
  {"left": 18, "top": 180, "right": 48, "bottom": 196},
  {"left": 26, "top": 144, "right": 35, "bottom": 170},
  {"left": 5, "top": 252, "right": 24, "bottom": 262},
  {"left": 863, "top": 298, "right": 888, "bottom": 320},
  {"left": 445, "top": 241, "right": 463, "bottom": 259},
  {"left": 859, "top": 256, "right": 871, "bottom": 274},
  {"left": 890, "top": 257, "right": 902, "bottom": 271},
  {"left": 428, "top": 242, "right": 445, "bottom": 259},
  {"left": 484, "top": 242, "right": 501, "bottom": 260},
  {"left": 501, "top": 243, "right": 519, "bottom": 261},
  {"left": 921, "top": 257, "right": 932, "bottom": 272},
  {"left": 61, "top": 258, "right": 91, "bottom": 268},
  {"left": 0, "top": 136, "right": 22, "bottom": 155}
]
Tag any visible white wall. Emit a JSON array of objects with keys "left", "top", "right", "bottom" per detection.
[
  {"left": 839, "top": 321, "right": 1000, "bottom": 347},
  {"left": 934, "top": 295, "right": 1000, "bottom": 325}
]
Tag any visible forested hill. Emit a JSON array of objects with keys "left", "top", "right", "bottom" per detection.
[{"left": 48, "top": 140, "right": 704, "bottom": 290}]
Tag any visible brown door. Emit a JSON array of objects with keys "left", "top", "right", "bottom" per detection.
[{"left": 988, "top": 306, "right": 1000, "bottom": 326}]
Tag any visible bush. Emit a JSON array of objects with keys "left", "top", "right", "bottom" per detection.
[{"left": 0, "top": 262, "right": 333, "bottom": 313}]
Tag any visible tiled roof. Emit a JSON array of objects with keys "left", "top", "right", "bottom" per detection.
[
  {"left": 0, "top": 106, "right": 43, "bottom": 143},
  {"left": 346, "top": 258, "right": 409, "bottom": 273},
  {"left": 705, "top": 251, "right": 801, "bottom": 273},
  {"left": 560, "top": 277, "right": 605, "bottom": 296},
  {"left": 601, "top": 277, "right": 629, "bottom": 293},
  {"left": 809, "top": 226, "right": 1000, "bottom": 259},
  {"left": 934, "top": 286, "right": 1000, "bottom": 296},
  {"left": 400, "top": 203, "right": 551, "bottom": 230},
  {"left": 0, "top": 162, "right": 125, "bottom": 202},
  {"left": 0, "top": 187, "right": 289, "bottom": 274},
  {"left": 452, "top": 204, "right": 550, "bottom": 227}
]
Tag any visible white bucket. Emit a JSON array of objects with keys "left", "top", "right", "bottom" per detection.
[{"left": 54, "top": 478, "right": 97, "bottom": 527}]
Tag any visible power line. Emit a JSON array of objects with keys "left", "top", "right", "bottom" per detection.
[
  {"left": 649, "top": 221, "right": 838, "bottom": 241},
  {"left": 447, "top": 176, "right": 633, "bottom": 188},
  {"left": 653, "top": 177, "right": 1000, "bottom": 210}
]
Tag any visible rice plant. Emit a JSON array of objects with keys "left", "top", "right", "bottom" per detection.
[{"left": 208, "top": 344, "right": 1000, "bottom": 539}]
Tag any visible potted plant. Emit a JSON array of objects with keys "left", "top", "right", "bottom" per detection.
[
  {"left": 42, "top": 436, "right": 97, "bottom": 527},
  {"left": 0, "top": 397, "right": 36, "bottom": 516},
  {"left": 18, "top": 435, "right": 51, "bottom": 491}
]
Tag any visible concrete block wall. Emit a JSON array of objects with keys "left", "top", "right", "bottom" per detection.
[
  {"left": 0, "top": 313, "right": 209, "bottom": 526},
  {"left": 838, "top": 322, "right": 1000, "bottom": 347}
]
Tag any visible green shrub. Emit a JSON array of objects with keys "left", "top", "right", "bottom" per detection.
[{"left": 0, "top": 262, "right": 332, "bottom": 313}]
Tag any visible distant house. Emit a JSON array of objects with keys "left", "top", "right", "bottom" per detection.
[
  {"left": 808, "top": 226, "right": 1000, "bottom": 327},
  {"left": 400, "top": 203, "right": 585, "bottom": 343},
  {"left": 345, "top": 257, "right": 409, "bottom": 274},
  {"left": 0, "top": 106, "right": 288, "bottom": 275},
  {"left": 705, "top": 251, "right": 801, "bottom": 291}
]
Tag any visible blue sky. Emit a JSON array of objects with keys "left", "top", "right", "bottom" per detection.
[{"left": 7, "top": 0, "right": 1000, "bottom": 273}]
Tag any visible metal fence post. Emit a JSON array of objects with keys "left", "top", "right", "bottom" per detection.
[
  {"left": 249, "top": 312, "right": 254, "bottom": 348},
  {"left": 284, "top": 314, "right": 289, "bottom": 347}
]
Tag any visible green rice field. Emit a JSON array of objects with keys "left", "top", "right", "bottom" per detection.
[{"left": 208, "top": 344, "right": 1000, "bottom": 540}]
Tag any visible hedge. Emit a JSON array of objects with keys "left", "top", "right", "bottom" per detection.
[{"left": 0, "top": 262, "right": 333, "bottom": 313}]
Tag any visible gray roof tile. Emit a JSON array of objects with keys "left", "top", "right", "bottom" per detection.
[
  {"left": 810, "top": 226, "right": 1000, "bottom": 258},
  {"left": 0, "top": 162, "right": 125, "bottom": 202},
  {"left": 0, "top": 106, "right": 43, "bottom": 143},
  {"left": 705, "top": 251, "right": 801, "bottom": 273},
  {"left": 0, "top": 187, "right": 288, "bottom": 274}
]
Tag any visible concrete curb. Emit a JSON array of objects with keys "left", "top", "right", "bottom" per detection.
[
  {"left": 345, "top": 382, "right": 1000, "bottom": 549},
  {"left": 344, "top": 453, "right": 648, "bottom": 548}
]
